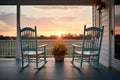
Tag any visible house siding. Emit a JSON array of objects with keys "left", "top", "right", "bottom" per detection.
[{"left": 93, "top": 0, "right": 110, "bottom": 67}]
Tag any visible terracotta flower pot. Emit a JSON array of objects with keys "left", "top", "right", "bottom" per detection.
[{"left": 54, "top": 55, "right": 65, "bottom": 62}]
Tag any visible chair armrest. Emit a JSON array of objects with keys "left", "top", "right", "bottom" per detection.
[
  {"left": 72, "top": 44, "right": 82, "bottom": 48},
  {"left": 38, "top": 44, "right": 47, "bottom": 55},
  {"left": 38, "top": 44, "right": 47, "bottom": 48},
  {"left": 22, "top": 44, "right": 29, "bottom": 49}
]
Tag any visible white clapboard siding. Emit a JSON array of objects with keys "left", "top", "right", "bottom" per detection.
[{"left": 93, "top": 0, "right": 110, "bottom": 67}]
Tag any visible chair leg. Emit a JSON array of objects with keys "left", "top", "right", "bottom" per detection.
[
  {"left": 44, "top": 51, "right": 46, "bottom": 62},
  {"left": 21, "top": 55, "right": 30, "bottom": 69},
  {"left": 71, "top": 46, "right": 75, "bottom": 64},
  {"left": 71, "top": 53, "right": 75, "bottom": 64},
  {"left": 44, "top": 52, "right": 47, "bottom": 65},
  {"left": 88, "top": 56, "right": 90, "bottom": 64},
  {"left": 96, "top": 56, "right": 99, "bottom": 67},
  {"left": 22, "top": 55, "right": 24, "bottom": 68},
  {"left": 89, "top": 56, "right": 100, "bottom": 69},
  {"left": 28, "top": 55, "right": 30, "bottom": 64},
  {"left": 43, "top": 47, "right": 47, "bottom": 64},
  {"left": 36, "top": 54, "right": 38, "bottom": 68},
  {"left": 80, "top": 55, "right": 83, "bottom": 68}
]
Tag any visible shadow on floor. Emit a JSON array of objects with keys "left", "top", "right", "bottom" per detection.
[{"left": 0, "top": 58, "right": 120, "bottom": 80}]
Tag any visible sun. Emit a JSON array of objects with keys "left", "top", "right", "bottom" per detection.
[
  {"left": 56, "top": 32, "right": 64, "bottom": 39},
  {"left": 56, "top": 32, "right": 63, "bottom": 36}
]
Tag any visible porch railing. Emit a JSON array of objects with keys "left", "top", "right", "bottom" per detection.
[{"left": 0, "top": 39, "right": 82, "bottom": 58}]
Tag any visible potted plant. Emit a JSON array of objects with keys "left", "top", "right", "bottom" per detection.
[{"left": 52, "top": 42, "right": 67, "bottom": 62}]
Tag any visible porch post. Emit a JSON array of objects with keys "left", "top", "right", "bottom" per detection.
[{"left": 16, "top": 4, "right": 21, "bottom": 59}]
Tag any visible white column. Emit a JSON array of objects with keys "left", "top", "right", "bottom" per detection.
[{"left": 16, "top": 4, "right": 21, "bottom": 60}]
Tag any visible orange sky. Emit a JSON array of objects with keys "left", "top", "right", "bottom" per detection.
[{"left": 0, "top": 5, "right": 92, "bottom": 36}]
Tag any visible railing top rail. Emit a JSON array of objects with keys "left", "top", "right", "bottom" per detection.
[{"left": 0, "top": 39, "right": 82, "bottom": 41}]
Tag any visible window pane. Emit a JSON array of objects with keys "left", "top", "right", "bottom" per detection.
[{"left": 115, "top": 5, "right": 120, "bottom": 60}]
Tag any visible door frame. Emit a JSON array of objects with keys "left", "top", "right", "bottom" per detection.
[{"left": 110, "top": 0, "right": 120, "bottom": 71}]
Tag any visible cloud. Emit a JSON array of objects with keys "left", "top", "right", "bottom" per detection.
[
  {"left": 33, "top": 6, "right": 81, "bottom": 11},
  {"left": 0, "top": 8, "right": 92, "bottom": 36},
  {"left": 55, "top": 17, "right": 78, "bottom": 22},
  {"left": 20, "top": 15, "right": 83, "bottom": 36},
  {"left": 20, "top": 15, "right": 79, "bottom": 28},
  {"left": 21, "top": 15, "right": 56, "bottom": 28},
  {"left": 21, "top": 6, "right": 89, "bottom": 19},
  {"left": 0, "top": 20, "right": 16, "bottom": 36},
  {"left": 0, "top": 13, "right": 16, "bottom": 26},
  {"left": 0, "top": 13, "right": 16, "bottom": 36}
]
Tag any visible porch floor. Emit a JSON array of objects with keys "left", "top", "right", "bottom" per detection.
[{"left": 0, "top": 58, "right": 120, "bottom": 80}]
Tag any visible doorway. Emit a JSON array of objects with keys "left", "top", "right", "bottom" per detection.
[{"left": 111, "top": 0, "right": 120, "bottom": 71}]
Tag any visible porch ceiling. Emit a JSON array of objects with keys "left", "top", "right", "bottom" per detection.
[{"left": 0, "top": 0, "right": 94, "bottom": 5}]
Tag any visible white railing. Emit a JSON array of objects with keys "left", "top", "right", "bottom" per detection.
[
  {"left": 0, "top": 40, "right": 16, "bottom": 57},
  {"left": 0, "top": 39, "right": 82, "bottom": 58}
]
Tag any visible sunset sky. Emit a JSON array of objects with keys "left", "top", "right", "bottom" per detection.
[{"left": 0, "top": 5, "right": 92, "bottom": 36}]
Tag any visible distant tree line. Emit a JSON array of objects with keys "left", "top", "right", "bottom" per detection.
[
  {"left": 0, "top": 33, "right": 83, "bottom": 40},
  {"left": 0, "top": 35, "right": 16, "bottom": 40},
  {"left": 38, "top": 33, "right": 83, "bottom": 40}
]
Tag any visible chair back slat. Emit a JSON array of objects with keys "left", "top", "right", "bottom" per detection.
[
  {"left": 82, "top": 26, "right": 104, "bottom": 52},
  {"left": 20, "top": 26, "right": 37, "bottom": 51}
]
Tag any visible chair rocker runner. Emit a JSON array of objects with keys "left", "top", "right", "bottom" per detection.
[
  {"left": 20, "top": 26, "right": 47, "bottom": 69},
  {"left": 71, "top": 25, "right": 104, "bottom": 69}
]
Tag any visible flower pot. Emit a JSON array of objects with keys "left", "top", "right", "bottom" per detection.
[{"left": 54, "top": 55, "right": 65, "bottom": 62}]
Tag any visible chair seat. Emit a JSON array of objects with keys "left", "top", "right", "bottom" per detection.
[
  {"left": 24, "top": 51, "right": 44, "bottom": 56},
  {"left": 75, "top": 51, "right": 99, "bottom": 56}
]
